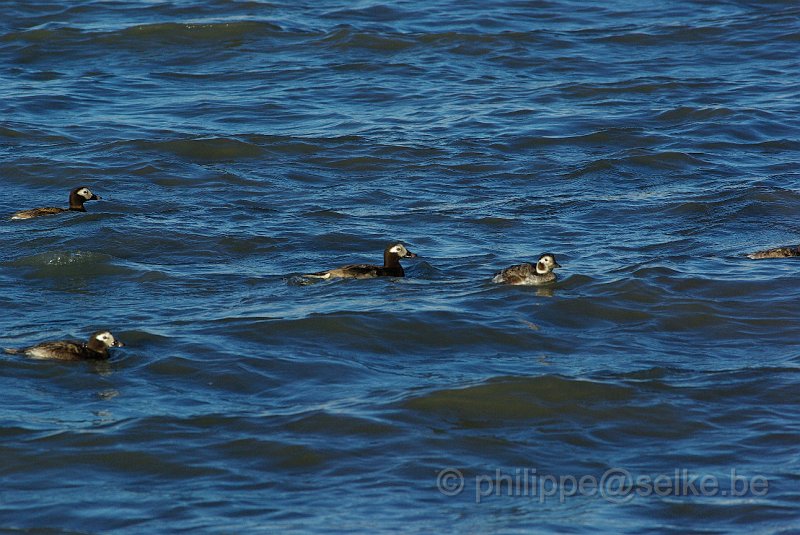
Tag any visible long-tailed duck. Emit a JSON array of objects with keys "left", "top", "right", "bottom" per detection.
[
  {"left": 305, "top": 243, "right": 418, "bottom": 279},
  {"left": 4, "top": 330, "right": 123, "bottom": 361},
  {"left": 11, "top": 186, "right": 100, "bottom": 220},
  {"left": 492, "top": 253, "right": 562, "bottom": 285},
  {"left": 747, "top": 245, "right": 800, "bottom": 259}
]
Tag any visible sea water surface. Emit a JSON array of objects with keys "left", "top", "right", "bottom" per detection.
[{"left": 1, "top": 0, "right": 799, "bottom": 532}]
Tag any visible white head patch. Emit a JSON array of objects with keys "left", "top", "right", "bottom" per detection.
[
  {"left": 77, "top": 188, "right": 93, "bottom": 199},
  {"left": 536, "top": 255, "right": 557, "bottom": 274},
  {"left": 94, "top": 331, "right": 116, "bottom": 346},
  {"left": 389, "top": 244, "right": 407, "bottom": 256}
]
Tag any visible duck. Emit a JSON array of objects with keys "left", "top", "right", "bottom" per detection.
[
  {"left": 492, "top": 253, "right": 561, "bottom": 285},
  {"left": 747, "top": 245, "right": 800, "bottom": 259},
  {"left": 11, "top": 186, "right": 100, "bottom": 220},
  {"left": 4, "top": 330, "right": 124, "bottom": 361},
  {"left": 305, "top": 243, "right": 418, "bottom": 279}
]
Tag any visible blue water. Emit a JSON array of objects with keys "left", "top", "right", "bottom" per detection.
[{"left": 1, "top": 0, "right": 799, "bottom": 532}]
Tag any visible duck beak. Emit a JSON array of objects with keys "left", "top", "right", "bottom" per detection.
[
  {"left": 113, "top": 340, "right": 124, "bottom": 347},
  {"left": 554, "top": 261, "right": 562, "bottom": 268},
  {"left": 90, "top": 194, "right": 100, "bottom": 200},
  {"left": 404, "top": 251, "right": 418, "bottom": 258}
]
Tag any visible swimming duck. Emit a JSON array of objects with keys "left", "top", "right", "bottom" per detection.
[
  {"left": 747, "top": 245, "right": 800, "bottom": 259},
  {"left": 11, "top": 186, "right": 100, "bottom": 220},
  {"left": 4, "top": 330, "right": 123, "bottom": 361},
  {"left": 305, "top": 243, "right": 418, "bottom": 279},
  {"left": 492, "top": 253, "right": 561, "bottom": 285}
]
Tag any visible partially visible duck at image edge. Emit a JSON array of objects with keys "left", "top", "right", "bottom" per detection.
[{"left": 747, "top": 245, "right": 800, "bottom": 259}]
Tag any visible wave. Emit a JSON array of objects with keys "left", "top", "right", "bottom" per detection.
[
  {"left": 1, "top": 20, "right": 285, "bottom": 46},
  {"left": 134, "top": 137, "right": 264, "bottom": 161},
  {"left": 6, "top": 250, "right": 136, "bottom": 279},
  {"left": 401, "top": 374, "right": 637, "bottom": 424}
]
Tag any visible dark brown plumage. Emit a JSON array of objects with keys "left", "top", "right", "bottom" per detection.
[
  {"left": 747, "top": 246, "right": 800, "bottom": 259},
  {"left": 4, "top": 330, "right": 124, "bottom": 361},
  {"left": 305, "top": 243, "right": 418, "bottom": 279},
  {"left": 11, "top": 186, "right": 100, "bottom": 220}
]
